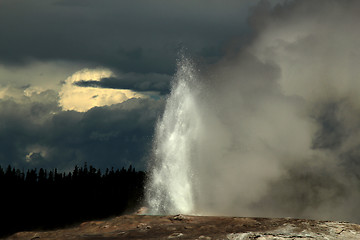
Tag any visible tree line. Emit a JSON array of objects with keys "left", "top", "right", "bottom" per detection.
[{"left": 0, "top": 163, "right": 146, "bottom": 237}]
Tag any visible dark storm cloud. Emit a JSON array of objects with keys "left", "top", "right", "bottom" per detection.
[
  {"left": 0, "top": 0, "right": 272, "bottom": 172},
  {"left": 44, "top": 98, "right": 164, "bottom": 170},
  {"left": 0, "top": 91, "right": 164, "bottom": 171},
  {"left": 0, "top": 90, "right": 61, "bottom": 168},
  {"left": 74, "top": 73, "right": 171, "bottom": 94},
  {"left": 0, "top": 0, "right": 257, "bottom": 74}
]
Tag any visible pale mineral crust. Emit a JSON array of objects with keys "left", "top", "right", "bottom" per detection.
[{"left": 4, "top": 215, "right": 360, "bottom": 240}]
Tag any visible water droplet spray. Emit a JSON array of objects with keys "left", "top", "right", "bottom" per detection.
[{"left": 146, "top": 54, "right": 201, "bottom": 215}]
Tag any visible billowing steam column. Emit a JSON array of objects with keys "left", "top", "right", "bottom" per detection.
[{"left": 146, "top": 55, "right": 201, "bottom": 215}]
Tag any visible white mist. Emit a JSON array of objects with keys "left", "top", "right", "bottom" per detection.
[{"left": 146, "top": 0, "right": 360, "bottom": 224}]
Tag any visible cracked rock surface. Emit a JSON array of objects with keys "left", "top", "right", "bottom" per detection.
[{"left": 4, "top": 215, "right": 360, "bottom": 240}]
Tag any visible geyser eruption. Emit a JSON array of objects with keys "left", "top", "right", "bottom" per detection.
[
  {"left": 146, "top": 56, "right": 201, "bottom": 215},
  {"left": 147, "top": 0, "right": 360, "bottom": 223}
]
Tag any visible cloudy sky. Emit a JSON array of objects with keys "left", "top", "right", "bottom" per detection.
[{"left": 0, "top": 0, "right": 279, "bottom": 171}]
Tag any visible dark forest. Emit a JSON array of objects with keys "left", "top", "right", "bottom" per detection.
[{"left": 0, "top": 163, "right": 146, "bottom": 237}]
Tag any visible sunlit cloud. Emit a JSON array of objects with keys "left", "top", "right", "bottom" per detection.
[
  {"left": 59, "top": 68, "right": 146, "bottom": 112},
  {"left": 0, "top": 86, "right": 10, "bottom": 99},
  {"left": 0, "top": 60, "right": 85, "bottom": 104},
  {"left": 0, "top": 60, "right": 84, "bottom": 90}
]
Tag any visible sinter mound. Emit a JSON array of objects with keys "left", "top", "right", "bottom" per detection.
[{"left": 4, "top": 214, "right": 360, "bottom": 240}]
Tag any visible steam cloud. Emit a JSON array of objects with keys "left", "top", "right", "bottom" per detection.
[{"left": 147, "top": 0, "right": 360, "bottom": 223}]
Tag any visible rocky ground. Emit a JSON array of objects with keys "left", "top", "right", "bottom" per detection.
[{"left": 4, "top": 214, "right": 360, "bottom": 240}]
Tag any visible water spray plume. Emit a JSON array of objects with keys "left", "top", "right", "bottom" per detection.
[{"left": 146, "top": 56, "right": 201, "bottom": 215}]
